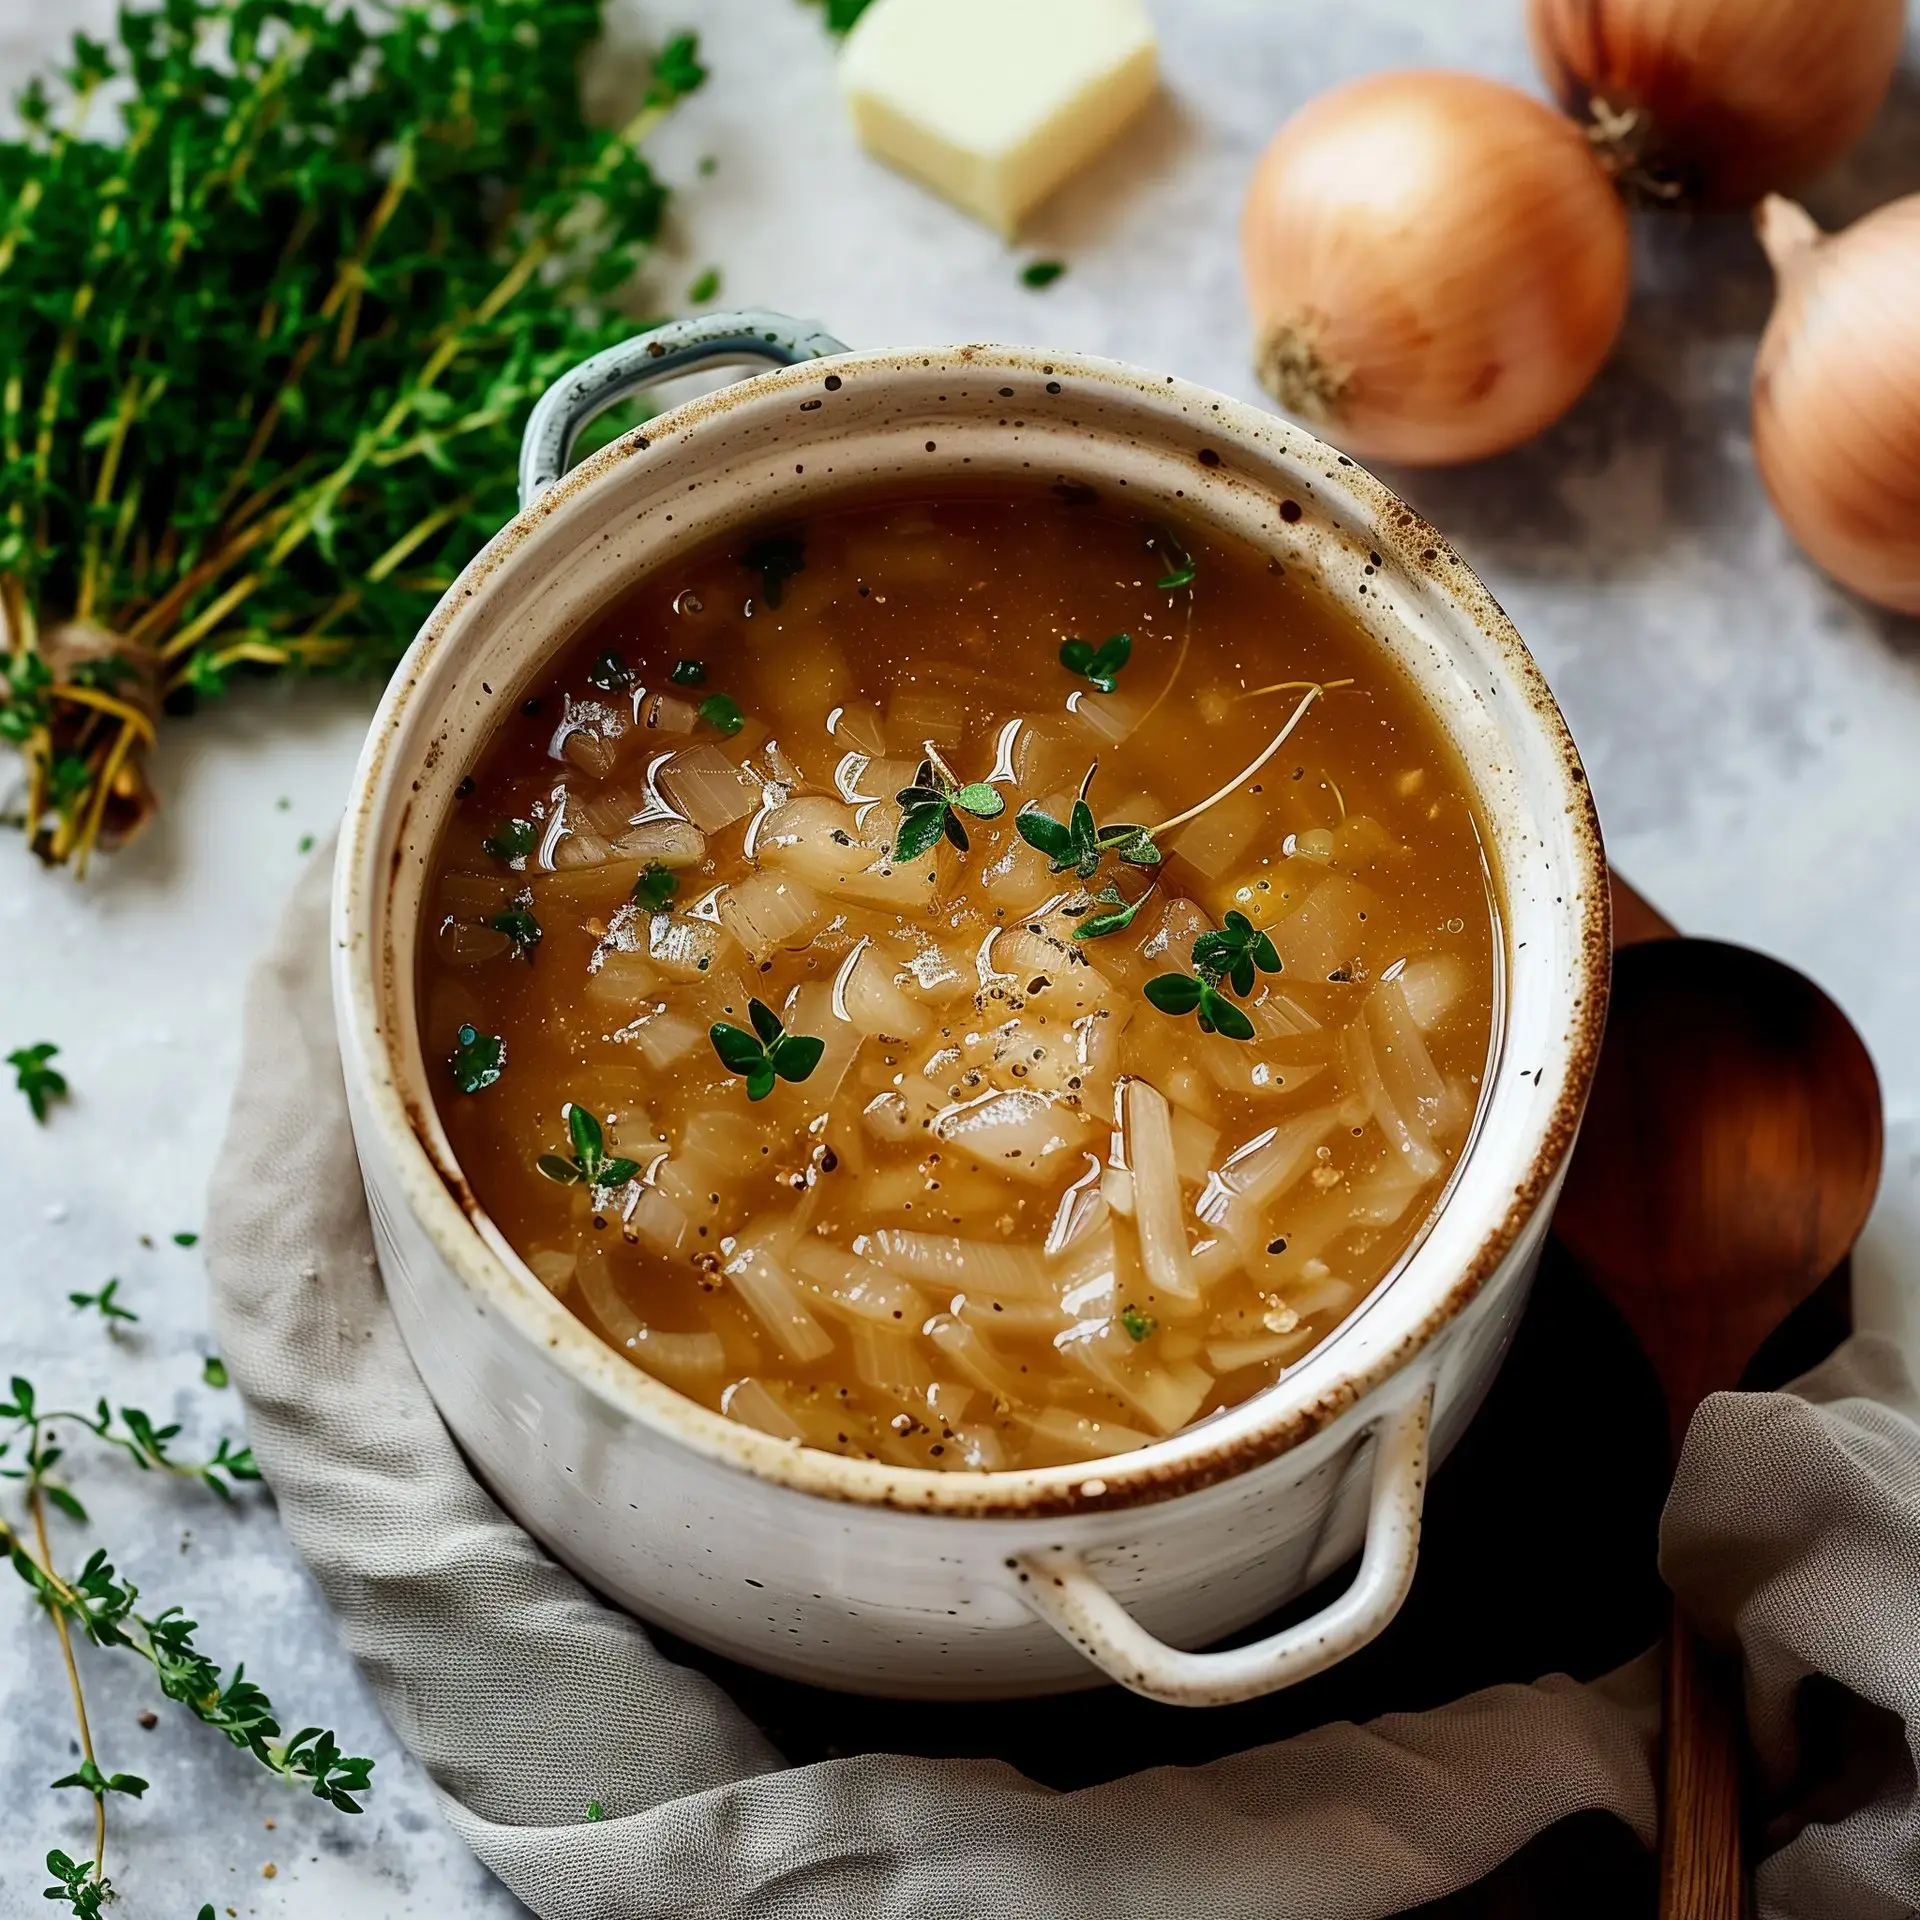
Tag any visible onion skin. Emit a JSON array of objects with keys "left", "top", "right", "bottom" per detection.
[
  {"left": 1753, "top": 194, "right": 1920, "bottom": 615},
  {"left": 1529, "top": 0, "right": 1905, "bottom": 207},
  {"left": 1241, "top": 71, "right": 1630, "bottom": 467}
]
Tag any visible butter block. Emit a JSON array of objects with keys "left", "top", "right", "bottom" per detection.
[{"left": 841, "top": 0, "right": 1160, "bottom": 236}]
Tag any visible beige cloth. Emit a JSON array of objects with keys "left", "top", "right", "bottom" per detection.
[{"left": 206, "top": 847, "right": 1920, "bottom": 1918}]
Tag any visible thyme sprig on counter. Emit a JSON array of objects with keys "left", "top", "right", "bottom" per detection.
[
  {"left": 2, "top": 1373, "right": 374, "bottom": 1915},
  {"left": 0, "top": 1, "right": 708, "bottom": 873},
  {"left": 9, "top": 1041, "right": 69, "bottom": 1122}
]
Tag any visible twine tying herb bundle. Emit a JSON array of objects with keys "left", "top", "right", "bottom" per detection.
[{"left": 0, "top": 0, "right": 707, "bottom": 872}]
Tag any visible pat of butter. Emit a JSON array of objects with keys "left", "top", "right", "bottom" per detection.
[{"left": 841, "top": 0, "right": 1160, "bottom": 236}]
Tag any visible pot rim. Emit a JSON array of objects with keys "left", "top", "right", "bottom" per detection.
[{"left": 334, "top": 339, "right": 1610, "bottom": 1521}]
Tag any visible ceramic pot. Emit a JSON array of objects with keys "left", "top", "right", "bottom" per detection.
[{"left": 334, "top": 311, "right": 1609, "bottom": 1705}]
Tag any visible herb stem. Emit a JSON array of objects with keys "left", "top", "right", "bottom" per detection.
[
  {"left": 365, "top": 495, "right": 474, "bottom": 585},
  {"left": 1148, "top": 683, "right": 1342, "bottom": 837},
  {"left": 1132, "top": 592, "right": 1195, "bottom": 735},
  {"left": 1237, "top": 676, "right": 1356, "bottom": 702},
  {"left": 76, "top": 367, "right": 145, "bottom": 623},
  {"left": 27, "top": 1479, "right": 107, "bottom": 1891},
  {"left": 73, "top": 722, "right": 138, "bottom": 876}
]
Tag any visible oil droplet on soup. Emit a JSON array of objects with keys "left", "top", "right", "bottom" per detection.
[{"left": 421, "top": 492, "right": 1496, "bottom": 1471}]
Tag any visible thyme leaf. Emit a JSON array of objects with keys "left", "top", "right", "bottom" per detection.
[
  {"left": 8, "top": 1041, "right": 68, "bottom": 1123},
  {"left": 68, "top": 1279, "right": 137, "bottom": 1326},
  {"left": 710, "top": 999, "right": 825, "bottom": 1101},
  {"left": 633, "top": 864, "right": 678, "bottom": 911},
  {"left": 489, "top": 904, "right": 543, "bottom": 961},
  {"left": 537, "top": 1104, "right": 640, "bottom": 1188},
  {"left": 1058, "top": 632, "right": 1130, "bottom": 692},
  {"left": 450, "top": 1024, "right": 505, "bottom": 1095}
]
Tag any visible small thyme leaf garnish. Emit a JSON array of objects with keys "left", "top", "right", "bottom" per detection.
[
  {"left": 1119, "top": 1305, "right": 1157, "bottom": 1342},
  {"left": 1058, "top": 632, "right": 1131, "bottom": 693},
  {"left": 482, "top": 818, "right": 537, "bottom": 864},
  {"left": 537, "top": 1105, "right": 640, "bottom": 1188},
  {"left": 8, "top": 1042, "right": 69, "bottom": 1124},
  {"left": 1143, "top": 917, "right": 1279, "bottom": 1042},
  {"left": 1154, "top": 527, "right": 1197, "bottom": 591},
  {"left": 633, "top": 864, "right": 678, "bottom": 911},
  {"left": 698, "top": 692, "right": 745, "bottom": 736},
  {"left": 739, "top": 531, "right": 806, "bottom": 608},
  {"left": 202, "top": 1357, "right": 230, "bottom": 1391},
  {"left": 687, "top": 266, "right": 722, "bottom": 303},
  {"left": 709, "top": 998, "right": 826, "bottom": 1102},
  {"left": 1192, "top": 911, "right": 1283, "bottom": 995},
  {"left": 1143, "top": 971, "right": 1257, "bottom": 1042},
  {"left": 68, "top": 1280, "right": 138, "bottom": 1326},
  {"left": 1071, "top": 884, "right": 1157, "bottom": 943},
  {"left": 1021, "top": 259, "right": 1067, "bottom": 289},
  {"left": 489, "top": 904, "right": 542, "bottom": 961},
  {"left": 586, "top": 650, "right": 638, "bottom": 693},
  {"left": 586, "top": 1799, "right": 607, "bottom": 1821},
  {"left": 450, "top": 1024, "right": 505, "bottom": 1095},
  {"left": 892, "top": 762, "right": 1006, "bottom": 861},
  {"left": 670, "top": 659, "right": 707, "bottom": 686},
  {"left": 1016, "top": 767, "right": 1162, "bottom": 882}
]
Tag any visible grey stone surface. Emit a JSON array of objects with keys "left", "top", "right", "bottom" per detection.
[{"left": 1, "top": 0, "right": 1917, "bottom": 1912}]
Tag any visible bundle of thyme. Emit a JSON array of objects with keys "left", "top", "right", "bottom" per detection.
[{"left": 0, "top": 0, "right": 706, "bottom": 872}]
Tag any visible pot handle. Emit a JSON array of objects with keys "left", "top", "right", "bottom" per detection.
[
  {"left": 518, "top": 310, "right": 850, "bottom": 507},
  {"left": 1012, "top": 1376, "right": 1434, "bottom": 1707}
]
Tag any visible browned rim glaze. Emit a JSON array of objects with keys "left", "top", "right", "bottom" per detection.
[{"left": 338, "top": 342, "right": 1611, "bottom": 1519}]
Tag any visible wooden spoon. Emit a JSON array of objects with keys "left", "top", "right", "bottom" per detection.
[{"left": 1557, "top": 876, "right": 1884, "bottom": 1919}]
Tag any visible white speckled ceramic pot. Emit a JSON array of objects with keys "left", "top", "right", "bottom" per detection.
[{"left": 334, "top": 312, "right": 1609, "bottom": 1706}]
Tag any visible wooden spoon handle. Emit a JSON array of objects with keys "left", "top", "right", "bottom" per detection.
[{"left": 1659, "top": 1598, "right": 1748, "bottom": 1919}]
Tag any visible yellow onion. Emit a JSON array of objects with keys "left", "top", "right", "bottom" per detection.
[
  {"left": 1752, "top": 193, "right": 1920, "bottom": 614},
  {"left": 1241, "top": 71, "right": 1630, "bottom": 467},
  {"left": 1529, "top": 0, "right": 1905, "bottom": 206}
]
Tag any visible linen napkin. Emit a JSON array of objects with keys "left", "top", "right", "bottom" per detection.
[{"left": 206, "top": 846, "right": 1920, "bottom": 1918}]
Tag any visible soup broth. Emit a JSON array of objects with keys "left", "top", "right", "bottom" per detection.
[{"left": 420, "top": 491, "right": 1496, "bottom": 1471}]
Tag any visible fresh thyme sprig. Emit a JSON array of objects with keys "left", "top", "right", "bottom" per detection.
[
  {"left": 451, "top": 1024, "right": 505, "bottom": 1095},
  {"left": 1058, "top": 632, "right": 1130, "bottom": 693},
  {"left": 1154, "top": 526, "right": 1197, "bottom": 592},
  {"left": 483, "top": 818, "right": 538, "bottom": 865},
  {"left": 490, "top": 903, "right": 542, "bottom": 962},
  {"left": 892, "top": 759, "right": 1006, "bottom": 861},
  {"left": 537, "top": 1105, "right": 640, "bottom": 1189},
  {"left": 1, "top": 1373, "right": 374, "bottom": 1914},
  {"left": 1145, "top": 912, "right": 1284, "bottom": 1043},
  {"left": 0, "top": 3, "right": 709, "bottom": 873},
  {"left": 1015, "top": 766, "right": 1162, "bottom": 881},
  {"left": 710, "top": 999, "right": 826, "bottom": 1101},
  {"left": 67, "top": 1279, "right": 136, "bottom": 1326},
  {"left": 633, "top": 864, "right": 678, "bottom": 912}
]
